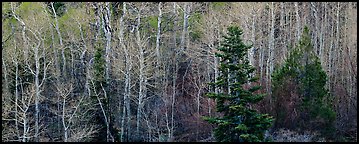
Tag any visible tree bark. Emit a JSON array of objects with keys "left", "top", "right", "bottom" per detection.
[
  {"left": 12, "top": 37, "right": 20, "bottom": 139},
  {"left": 180, "top": 3, "right": 189, "bottom": 53},
  {"left": 170, "top": 2, "right": 178, "bottom": 140},
  {"left": 249, "top": 4, "right": 256, "bottom": 68},
  {"left": 319, "top": 3, "right": 327, "bottom": 63},
  {"left": 311, "top": 2, "right": 319, "bottom": 54},
  {"left": 295, "top": 2, "right": 301, "bottom": 42},
  {"left": 280, "top": 2, "right": 287, "bottom": 62},
  {"left": 51, "top": 2, "right": 65, "bottom": 77},
  {"left": 102, "top": 2, "right": 112, "bottom": 81},
  {"left": 155, "top": 2, "right": 163, "bottom": 79},
  {"left": 266, "top": 2, "right": 275, "bottom": 97},
  {"left": 118, "top": 2, "right": 127, "bottom": 142},
  {"left": 34, "top": 34, "right": 41, "bottom": 142},
  {"left": 135, "top": 4, "right": 147, "bottom": 141},
  {"left": 333, "top": 2, "right": 340, "bottom": 88}
]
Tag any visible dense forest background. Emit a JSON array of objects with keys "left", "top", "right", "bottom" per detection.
[{"left": 2, "top": 2, "right": 357, "bottom": 142}]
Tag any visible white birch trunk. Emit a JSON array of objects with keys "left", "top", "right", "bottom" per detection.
[
  {"left": 170, "top": 2, "right": 178, "bottom": 140},
  {"left": 155, "top": 2, "right": 163, "bottom": 76},
  {"left": 319, "top": 3, "right": 326, "bottom": 63},
  {"left": 12, "top": 38, "right": 20, "bottom": 138},
  {"left": 34, "top": 32, "right": 41, "bottom": 142},
  {"left": 334, "top": 2, "right": 340, "bottom": 87},
  {"left": 118, "top": 2, "right": 127, "bottom": 142},
  {"left": 10, "top": 5, "right": 31, "bottom": 139},
  {"left": 51, "top": 2, "right": 65, "bottom": 77},
  {"left": 328, "top": 15, "right": 335, "bottom": 92},
  {"left": 249, "top": 5, "right": 256, "bottom": 68},
  {"left": 102, "top": 2, "right": 112, "bottom": 81},
  {"left": 295, "top": 2, "right": 301, "bottom": 42},
  {"left": 266, "top": 2, "right": 275, "bottom": 96},
  {"left": 135, "top": 5, "right": 147, "bottom": 140},
  {"left": 180, "top": 3, "right": 189, "bottom": 53},
  {"left": 280, "top": 2, "right": 286, "bottom": 62},
  {"left": 62, "top": 95, "right": 68, "bottom": 142},
  {"left": 311, "top": 2, "right": 319, "bottom": 54}
]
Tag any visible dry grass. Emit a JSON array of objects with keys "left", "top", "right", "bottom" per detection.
[{"left": 269, "top": 128, "right": 326, "bottom": 142}]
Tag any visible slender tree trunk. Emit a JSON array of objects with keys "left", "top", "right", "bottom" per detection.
[
  {"left": 122, "top": 13, "right": 132, "bottom": 142},
  {"left": 334, "top": 2, "right": 340, "bottom": 88},
  {"left": 22, "top": 91, "right": 28, "bottom": 142},
  {"left": 49, "top": 18, "right": 62, "bottom": 136},
  {"left": 12, "top": 38, "right": 20, "bottom": 138},
  {"left": 62, "top": 94, "right": 68, "bottom": 142},
  {"left": 11, "top": 5, "right": 31, "bottom": 139},
  {"left": 153, "top": 2, "right": 163, "bottom": 141},
  {"left": 76, "top": 18, "right": 89, "bottom": 98},
  {"left": 120, "top": 106, "right": 126, "bottom": 142},
  {"left": 328, "top": 13, "right": 335, "bottom": 92},
  {"left": 101, "top": 84, "right": 113, "bottom": 142},
  {"left": 287, "top": 4, "right": 292, "bottom": 52},
  {"left": 259, "top": 4, "right": 268, "bottom": 85},
  {"left": 3, "top": 59, "right": 9, "bottom": 100},
  {"left": 34, "top": 35, "right": 41, "bottom": 142},
  {"left": 195, "top": 67, "right": 201, "bottom": 141},
  {"left": 124, "top": 25, "right": 132, "bottom": 143},
  {"left": 180, "top": 3, "right": 189, "bottom": 53},
  {"left": 311, "top": 2, "right": 319, "bottom": 54},
  {"left": 70, "top": 37, "right": 75, "bottom": 82},
  {"left": 266, "top": 2, "right": 275, "bottom": 97},
  {"left": 319, "top": 3, "right": 326, "bottom": 63},
  {"left": 118, "top": 2, "right": 127, "bottom": 142},
  {"left": 135, "top": 4, "right": 146, "bottom": 141},
  {"left": 295, "top": 2, "right": 301, "bottom": 42},
  {"left": 345, "top": 3, "right": 352, "bottom": 111},
  {"left": 249, "top": 5, "right": 256, "bottom": 68},
  {"left": 155, "top": 2, "right": 163, "bottom": 78},
  {"left": 280, "top": 2, "right": 287, "bottom": 62},
  {"left": 103, "top": 2, "right": 112, "bottom": 81},
  {"left": 50, "top": 16, "right": 60, "bottom": 77},
  {"left": 101, "top": 4, "right": 113, "bottom": 140},
  {"left": 259, "top": 33, "right": 264, "bottom": 86},
  {"left": 206, "top": 46, "right": 212, "bottom": 116},
  {"left": 51, "top": 2, "right": 65, "bottom": 77},
  {"left": 341, "top": 3, "right": 347, "bottom": 84},
  {"left": 170, "top": 2, "right": 178, "bottom": 140}
]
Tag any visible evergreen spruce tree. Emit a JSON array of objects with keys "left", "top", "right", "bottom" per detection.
[
  {"left": 203, "top": 26, "right": 274, "bottom": 142},
  {"left": 272, "top": 26, "right": 335, "bottom": 137}
]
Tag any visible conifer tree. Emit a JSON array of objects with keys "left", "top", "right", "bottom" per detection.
[
  {"left": 272, "top": 26, "right": 335, "bottom": 137},
  {"left": 203, "top": 26, "right": 273, "bottom": 142}
]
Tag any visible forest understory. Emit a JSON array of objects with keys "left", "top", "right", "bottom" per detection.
[{"left": 2, "top": 2, "right": 357, "bottom": 142}]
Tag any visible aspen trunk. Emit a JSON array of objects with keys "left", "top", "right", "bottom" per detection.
[
  {"left": 266, "top": 2, "right": 275, "bottom": 97},
  {"left": 118, "top": 2, "right": 127, "bottom": 142},
  {"left": 135, "top": 4, "right": 147, "bottom": 140},
  {"left": 333, "top": 2, "right": 340, "bottom": 88},
  {"left": 103, "top": 2, "right": 112, "bottom": 81},
  {"left": 249, "top": 5, "right": 256, "bottom": 68},
  {"left": 295, "top": 2, "right": 301, "bottom": 42},
  {"left": 280, "top": 2, "right": 287, "bottom": 62},
  {"left": 155, "top": 2, "right": 163, "bottom": 77},
  {"left": 319, "top": 3, "right": 326, "bottom": 63},
  {"left": 11, "top": 37, "right": 20, "bottom": 138},
  {"left": 33, "top": 32, "right": 41, "bottom": 142},
  {"left": 170, "top": 2, "right": 178, "bottom": 140},
  {"left": 311, "top": 2, "right": 319, "bottom": 54},
  {"left": 51, "top": 2, "right": 65, "bottom": 77}
]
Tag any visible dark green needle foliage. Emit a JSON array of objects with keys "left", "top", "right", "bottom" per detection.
[
  {"left": 203, "top": 26, "right": 274, "bottom": 142},
  {"left": 272, "top": 26, "right": 335, "bottom": 138}
]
